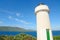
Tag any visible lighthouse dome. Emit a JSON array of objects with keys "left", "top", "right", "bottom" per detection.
[{"left": 35, "top": 3, "right": 49, "bottom": 13}]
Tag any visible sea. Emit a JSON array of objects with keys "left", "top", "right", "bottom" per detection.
[{"left": 0, "top": 31, "right": 60, "bottom": 37}]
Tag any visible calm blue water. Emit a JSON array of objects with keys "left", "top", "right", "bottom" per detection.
[{"left": 0, "top": 31, "right": 60, "bottom": 37}]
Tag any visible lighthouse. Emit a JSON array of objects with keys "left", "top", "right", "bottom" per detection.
[{"left": 35, "top": 3, "right": 53, "bottom": 40}]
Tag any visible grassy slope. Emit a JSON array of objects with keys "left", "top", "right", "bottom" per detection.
[
  {"left": 0, "top": 26, "right": 35, "bottom": 32},
  {"left": 53, "top": 36, "right": 60, "bottom": 40}
]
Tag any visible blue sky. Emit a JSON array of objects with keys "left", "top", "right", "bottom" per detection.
[{"left": 0, "top": 0, "right": 60, "bottom": 30}]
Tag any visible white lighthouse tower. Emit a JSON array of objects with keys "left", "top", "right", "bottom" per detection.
[{"left": 35, "top": 3, "right": 53, "bottom": 40}]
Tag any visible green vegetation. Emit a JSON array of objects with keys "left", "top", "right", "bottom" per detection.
[
  {"left": 53, "top": 36, "right": 60, "bottom": 40},
  {"left": 0, "top": 33, "right": 36, "bottom": 40},
  {"left": 0, "top": 34, "right": 60, "bottom": 40}
]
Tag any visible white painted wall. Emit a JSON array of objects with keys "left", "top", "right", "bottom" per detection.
[
  {"left": 36, "top": 11, "right": 51, "bottom": 29},
  {"left": 35, "top": 4, "right": 53, "bottom": 40},
  {"left": 36, "top": 11, "right": 50, "bottom": 40},
  {"left": 50, "top": 30, "right": 53, "bottom": 40}
]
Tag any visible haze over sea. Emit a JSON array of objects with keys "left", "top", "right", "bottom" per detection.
[{"left": 0, "top": 31, "right": 60, "bottom": 37}]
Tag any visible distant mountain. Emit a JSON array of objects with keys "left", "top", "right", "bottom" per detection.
[{"left": 0, "top": 26, "right": 35, "bottom": 32}]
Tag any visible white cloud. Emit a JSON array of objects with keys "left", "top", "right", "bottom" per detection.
[
  {"left": 0, "top": 9, "right": 24, "bottom": 18},
  {"left": 16, "top": 13, "right": 24, "bottom": 17},
  {"left": 0, "top": 9, "right": 14, "bottom": 14},
  {"left": 8, "top": 16, "right": 30, "bottom": 24},
  {"left": 52, "top": 26, "right": 60, "bottom": 30},
  {"left": 8, "top": 16, "right": 12, "bottom": 19},
  {"left": 20, "top": 20, "right": 30, "bottom": 24},
  {"left": 16, "top": 13, "right": 20, "bottom": 17},
  {"left": 0, "top": 21, "right": 3, "bottom": 24},
  {"left": 15, "top": 18, "right": 19, "bottom": 21},
  {"left": 15, "top": 18, "right": 30, "bottom": 24}
]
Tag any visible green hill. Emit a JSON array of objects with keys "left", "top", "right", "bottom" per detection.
[{"left": 0, "top": 26, "right": 34, "bottom": 32}]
